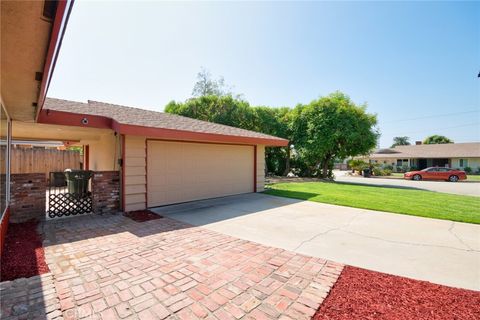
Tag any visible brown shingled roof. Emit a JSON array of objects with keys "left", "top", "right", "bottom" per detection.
[
  {"left": 43, "top": 98, "right": 288, "bottom": 146},
  {"left": 369, "top": 143, "right": 480, "bottom": 159}
]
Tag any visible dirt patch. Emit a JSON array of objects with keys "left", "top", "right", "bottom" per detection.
[
  {"left": 123, "top": 210, "right": 163, "bottom": 222},
  {"left": 314, "top": 266, "right": 480, "bottom": 320},
  {"left": 0, "top": 220, "right": 49, "bottom": 281}
]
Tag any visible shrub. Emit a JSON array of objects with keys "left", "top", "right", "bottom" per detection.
[
  {"left": 383, "top": 164, "right": 393, "bottom": 170},
  {"left": 348, "top": 159, "right": 369, "bottom": 173},
  {"left": 372, "top": 168, "right": 392, "bottom": 176},
  {"left": 464, "top": 166, "right": 472, "bottom": 174}
]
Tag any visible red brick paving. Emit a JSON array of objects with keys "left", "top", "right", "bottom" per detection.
[
  {"left": 1, "top": 213, "right": 342, "bottom": 319},
  {"left": 313, "top": 266, "right": 480, "bottom": 320}
]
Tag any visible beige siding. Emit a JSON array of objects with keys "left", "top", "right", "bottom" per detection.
[
  {"left": 84, "top": 133, "right": 120, "bottom": 171},
  {"left": 147, "top": 141, "right": 254, "bottom": 207},
  {"left": 256, "top": 145, "right": 265, "bottom": 192},
  {"left": 124, "top": 136, "right": 146, "bottom": 211},
  {"left": 451, "top": 158, "right": 480, "bottom": 171}
]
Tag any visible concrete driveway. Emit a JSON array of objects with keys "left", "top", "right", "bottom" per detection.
[
  {"left": 334, "top": 171, "right": 480, "bottom": 197},
  {"left": 153, "top": 193, "right": 480, "bottom": 291}
]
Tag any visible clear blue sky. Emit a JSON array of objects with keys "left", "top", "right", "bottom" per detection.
[{"left": 49, "top": 1, "right": 479, "bottom": 148}]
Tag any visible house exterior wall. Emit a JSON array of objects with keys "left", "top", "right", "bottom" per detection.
[
  {"left": 83, "top": 133, "right": 120, "bottom": 171},
  {"left": 123, "top": 136, "right": 147, "bottom": 212},
  {"left": 256, "top": 145, "right": 265, "bottom": 192},
  {"left": 122, "top": 135, "right": 267, "bottom": 211},
  {"left": 451, "top": 158, "right": 480, "bottom": 171}
]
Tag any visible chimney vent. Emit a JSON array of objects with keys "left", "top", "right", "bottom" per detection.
[{"left": 415, "top": 141, "right": 422, "bottom": 145}]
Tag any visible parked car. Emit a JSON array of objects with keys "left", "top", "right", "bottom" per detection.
[{"left": 404, "top": 167, "right": 467, "bottom": 182}]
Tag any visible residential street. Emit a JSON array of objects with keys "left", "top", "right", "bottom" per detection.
[
  {"left": 333, "top": 170, "right": 480, "bottom": 197},
  {"left": 155, "top": 193, "right": 480, "bottom": 291}
]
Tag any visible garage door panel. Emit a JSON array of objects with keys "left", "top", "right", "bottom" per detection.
[{"left": 147, "top": 141, "right": 254, "bottom": 207}]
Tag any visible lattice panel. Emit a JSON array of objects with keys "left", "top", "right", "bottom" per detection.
[{"left": 48, "top": 193, "right": 92, "bottom": 218}]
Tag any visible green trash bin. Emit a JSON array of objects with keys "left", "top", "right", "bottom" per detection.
[
  {"left": 362, "top": 168, "right": 371, "bottom": 178},
  {"left": 64, "top": 170, "right": 93, "bottom": 196}
]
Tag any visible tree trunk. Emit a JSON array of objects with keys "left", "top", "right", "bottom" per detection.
[
  {"left": 321, "top": 156, "right": 331, "bottom": 179},
  {"left": 282, "top": 144, "right": 291, "bottom": 176}
]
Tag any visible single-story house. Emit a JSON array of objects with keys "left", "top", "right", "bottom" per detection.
[
  {"left": 28, "top": 98, "right": 288, "bottom": 211},
  {"left": 0, "top": 0, "right": 287, "bottom": 253},
  {"left": 362, "top": 142, "right": 480, "bottom": 172}
]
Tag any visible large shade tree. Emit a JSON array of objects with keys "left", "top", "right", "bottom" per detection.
[
  {"left": 423, "top": 135, "right": 453, "bottom": 144},
  {"left": 191, "top": 68, "right": 233, "bottom": 97},
  {"left": 165, "top": 96, "right": 292, "bottom": 175},
  {"left": 391, "top": 136, "right": 410, "bottom": 147},
  {"left": 291, "top": 92, "right": 379, "bottom": 178}
]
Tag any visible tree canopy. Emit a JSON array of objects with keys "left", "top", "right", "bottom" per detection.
[
  {"left": 391, "top": 136, "right": 410, "bottom": 148},
  {"left": 165, "top": 70, "right": 379, "bottom": 178},
  {"left": 191, "top": 68, "right": 234, "bottom": 97},
  {"left": 423, "top": 135, "right": 453, "bottom": 144},
  {"left": 290, "top": 92, "right": 378, "bottom": 178}
]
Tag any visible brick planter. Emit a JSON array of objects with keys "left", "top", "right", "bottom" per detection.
[
  {"left": 92, "top": 171, "right": 120, "bottom": 214},
  {"left": 10, "top": 173, "right": 46, "bottom": 222}
]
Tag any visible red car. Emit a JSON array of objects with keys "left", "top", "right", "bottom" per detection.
[{"left": 404, "top": 167, "right": 467, "bottom": 182}]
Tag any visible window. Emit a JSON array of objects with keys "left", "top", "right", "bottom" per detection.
[
  {"left": 459, "top": 159, "right": 468, "bottom": 168},
  {"left": 396, "top": 159, "right": 409, "bottom": 166},
  {"left": 427, "top": 168, "right": 438, "bottom": 172}
]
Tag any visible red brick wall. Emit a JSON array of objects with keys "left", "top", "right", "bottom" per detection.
[
  {"left": 10, "top": 173, "right": 46, "bottom": 222},
  {"left": 92, "top": 171, "right": 120, "bottom": 214}
]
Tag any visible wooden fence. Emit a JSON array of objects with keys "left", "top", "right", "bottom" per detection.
[{"left": 2, "top": 147, "right": 82, "bottom": 175}]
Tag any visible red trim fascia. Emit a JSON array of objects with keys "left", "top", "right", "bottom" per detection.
[
  {"left": 38, "top": 109, "right": 288, "bottom": 147},
  {"left": 146, "top": 138, "right": 255, "bottom": 147},
  {"left": 121, "top": 135, "right": 126, "bottom": 212},
  {"left": 0, "top": 207, "right": 10, "bottom": 257},
  {"left": 36, "top": 0, "right": 75, "bottom": 119},
  {"left": 254, "top": 145, "right": 257, "bottom": 192},
  {"left": 38, "top": 109, "right": 113, "bottom": 129}
]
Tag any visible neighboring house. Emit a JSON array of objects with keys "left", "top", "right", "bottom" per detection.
[
  {"left": 362, "top": 142, "right": 480, "bottom": 172},
  {"left": 28, "top": 98, "right": 287, "bottom": 211}
]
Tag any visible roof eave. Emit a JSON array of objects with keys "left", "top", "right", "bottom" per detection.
[{"left": 35, "top": 0, "right": 75, "bottom": 121}]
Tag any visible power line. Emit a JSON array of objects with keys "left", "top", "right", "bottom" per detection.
[
  {"left": 386, "top": 122, "right": 479, "bottom": 135},
  {"left": 382, "top": 110, "right": 480, "bottom": 124}
]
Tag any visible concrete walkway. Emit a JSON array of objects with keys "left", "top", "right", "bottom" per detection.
[{"left": 153, "top": 193, "right": 480, "bottom": 291}]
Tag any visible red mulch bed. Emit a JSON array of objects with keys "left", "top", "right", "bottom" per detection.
[
  {"left": 123, "top": 210, "right": 163, "bottom": 222},
  {"left": 314, "top": 266, "right": 480, "bottom": 320},
  {"left": 0, "top": 220, "right": 49, "bottom": 282}
]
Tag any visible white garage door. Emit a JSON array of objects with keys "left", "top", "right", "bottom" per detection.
[{"left": 147, "top": 140, "right": 254, "bottom": 207}]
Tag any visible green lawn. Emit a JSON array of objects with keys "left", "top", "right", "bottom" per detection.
[
  {"left": 390, "top": 172, "right": 404, "bottom": 178},
  {"left": 467, "top": 175, "right": 480, "bottom": 182},
  {"left": 265, "top": 182, "right": 480, "bottom": 224}
]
